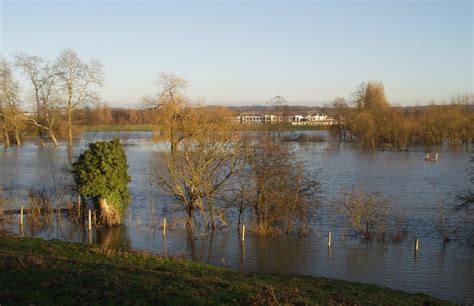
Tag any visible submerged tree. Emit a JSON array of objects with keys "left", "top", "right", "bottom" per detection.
[
  {"left": 350, "top": 81, "right": 391, "bottom": 151},
  {"left": 16, "top": 53, "right": 60, "bottom": 147},
  {"left": 456, "top": 156, "right": 474, "bottom": 240},
  {"left": 56, "top": 49, "right": 103, "bottom": 147},
  {"left": 72, "top": 139, "right": 131, "bottom": 226},
  {"left": 147, "top": 73, "right": 247, "bottom": 230},
  {"left": 329, "top": 97, "right": 350, "bottom": 141},
  {"left": 0, "top": 57, "right": 22, "bottom": 146},
  {"left": 337, "top": 188, "right": 388, "bottom": 240},
  {"left": 245, "top": 133, "right": 320, "bottom": 234}
]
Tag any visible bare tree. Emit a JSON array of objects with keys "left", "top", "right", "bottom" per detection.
[
  {"left": 456, "top": 156, "right": 474, "bottom": 240},
  {"left": 0, "top": 57, "right": 22, "bottom": 146},
  {"left": 156, "top": 106, "right": 247, "bottom": 230},
  {"left": 337, "top": 187, "right": 388, "bottom": 240},
  {"left": 434, "top": 202, "right": 458, "bottom": 244},
  {"left": 16, "top": 53, "right": 60, "bottom": 147},
  {"left": 247, "top": 133, "right": 320, "bottom": 234},
  {"left": 142, "top": 72, "right": 188, "bottom": 156},
  {"left": 224, "top": 170, "right": 254, "bottom": 228},
  {"left": 329, "top": 97, "right": 350, "bottom": 141},
  {"left": 56, "top": 49, "right": 103, "bottom": 147},
  {"left": 148, "top": 73, "right": 247, "bottom": 230}
]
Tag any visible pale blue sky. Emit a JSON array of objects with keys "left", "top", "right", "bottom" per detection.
[{"left": 1, "top": 0, "right": 472, "bottom": 107}]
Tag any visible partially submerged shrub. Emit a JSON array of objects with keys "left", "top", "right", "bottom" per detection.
[
  {"left": 72, "top": 139, "right": 131, "bottom": 226},
  {"left": 434, "top": 202, "right": 458, "bottom": 244},
  {"left": 246, "top": 134, "right": 321, "bottom": 235},
  {"left": 337, "top": 188, "right": 388, "bottom": 240}
]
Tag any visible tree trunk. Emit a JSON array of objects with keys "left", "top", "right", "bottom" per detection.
[
  {"left": 34, "top": 91, "right": 45, "bottom": 148},
  {"left": 49, "top": 129, "right": 58, "bottom": 147},
  {"left": 67, "top": 108, "right": 73, "bottom": 148},
  {"left": 13, "top": 124, "right": 21, "bottom": 146},
  {"left": 98, "top": 198, "right": 121, "bottom": 226},
  {"left": 2, "top": 126, "right": 9, "bottom": 147},
  {"left": 37, "top": 127, "right": 45, "bottom": 148},
  {"left": 186, "top": 206, "right": 194, "bottom": 230}
]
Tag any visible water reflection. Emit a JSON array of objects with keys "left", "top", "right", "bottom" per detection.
[{"left": 95, "top": 225, "right": 131, "bottom": 248}]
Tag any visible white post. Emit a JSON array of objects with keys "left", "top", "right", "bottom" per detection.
[
  {"left": 242, "top": 224, "right": 246, "bottom": 241},
  {"left": 163, "top": 217, "right": 167, "bottom": 236},
  {"left": 328, "top": 231, "right": 332, "bottom": 247},
  {"left": 20, "top": 206, "right": 24, "bottom": 225},
  {"left": 88, "top": 209, "right": 92, "bottom": 231}
]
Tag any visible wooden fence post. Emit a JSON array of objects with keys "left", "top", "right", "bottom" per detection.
[
  {"left": 88, "top": 209, "right": 92, "bottom": 231},
  {"left": 20, "top": 206, "right": 24, "bottom": 225},
  {"left": 163, "top": 217, "right": 167, "bottom": 236}
]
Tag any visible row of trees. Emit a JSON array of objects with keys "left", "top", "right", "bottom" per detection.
[
  {"left": 0, "top": 50, "right": 102, "bottom": 147},
  {"left": 329, "top": 82, "right": 473, "bottom": 151},
  {"left": 76, "top": 105, "right": 159, "bottom": 126}
]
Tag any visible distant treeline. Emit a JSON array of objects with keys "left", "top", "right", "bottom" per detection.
[
  {"left": 76, "top": 106, "right": 158, "bottom": 126},
  {"left": 328, "top": 82, "right": 473, "bottom": 151},
  {"left": 0, "top": 49, "right": 472, "bottom": 149}
]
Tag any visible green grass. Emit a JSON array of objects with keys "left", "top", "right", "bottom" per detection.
[{"left": 0, "top": 236, "right": 452, "bottom": 305}]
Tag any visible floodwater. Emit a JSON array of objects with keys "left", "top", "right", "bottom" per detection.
[{"left": 0, "top": 131, "right": 473, "bottom": 303}]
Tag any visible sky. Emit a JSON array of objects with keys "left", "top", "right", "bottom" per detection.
[{"left": 1, "top": 0, "right": 473, "bottom": 107}]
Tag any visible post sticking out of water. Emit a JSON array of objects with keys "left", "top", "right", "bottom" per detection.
[
  {"left": 163, "top": 217, "right": 167, "bottom": 236},
  {"left": 415, "top": 238, "right": 419, "bottom": 253},
  {"left": 328, "top": 231, "right": 332, "bottom": 247},
  {"left": 242, "top": 225, "right": 246, "bottom": 241},
  {"left": 77, "top": 195, "right": 81, "bottom": 218},
  {"left": 20, "top": 206, "right": 24, "bottom": 225},
  {"left": 88, "top": 209, "right": 92, "bottom": 231}
]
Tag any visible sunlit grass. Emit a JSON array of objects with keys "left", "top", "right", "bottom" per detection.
[{"left": 0, "top": 236, "right": 452, "bottom": 305}]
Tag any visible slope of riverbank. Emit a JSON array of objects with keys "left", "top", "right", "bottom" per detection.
[{"left": 0, "top": 236, "right": 452, "bottom": 305}]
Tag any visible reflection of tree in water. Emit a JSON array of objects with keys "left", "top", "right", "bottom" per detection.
[
  {"left": 253, "top": 236, "right": 310, "bottom": 274},
  {"left": 95, "top": 225, "right": 131, "bottom": 249},
  {"left": 184, "top": 230, "right": 195, "bottom": 260}
]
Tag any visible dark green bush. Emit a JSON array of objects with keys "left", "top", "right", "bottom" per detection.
[{"left": 72, "top": 139, "right": 131, "bottom": 226}]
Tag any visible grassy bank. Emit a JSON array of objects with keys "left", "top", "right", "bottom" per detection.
[{"left": 0, "top": 236, "right": 451, "bottom": 305}]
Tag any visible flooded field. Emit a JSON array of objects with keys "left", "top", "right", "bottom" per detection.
[{"left": 0, "top": 131, "right": 473, "bottom": 303}]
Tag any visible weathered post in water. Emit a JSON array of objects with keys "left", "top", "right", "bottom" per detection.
[
  {"left": 328, "top": 231, "right": 332, "bottom": 247},
  {"left": 242, "top": 225, "right": 246, "bottom": 242},
  {"left": 163, "top": 217, "right": 167, "bottom": 236},
  {"left": 77, "top": 195, "right": 81, "bottom": 221},
  {"left": 415, "top": 238, "right": 419, "bottom": 254},
  {"left": 88, "top": 209, "right": 92, "bottom": 231}
]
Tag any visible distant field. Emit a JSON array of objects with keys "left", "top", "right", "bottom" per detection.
[
  {"left": 81, "top": 125, "right": 158, "bottom": 132},
  {"left": 0, "top": 236, "right": 452, "bottom": 305},
  {"left": 236, "top": 124, "right": 331, "bottom": 131},
  {"left": 81, "top": 124, "right": 330, "bottom": 132}
]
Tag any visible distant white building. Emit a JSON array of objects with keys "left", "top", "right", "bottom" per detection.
[
  {"left": 236, "top": 115, "right": 265, "bottom": 124},
  {"left": 292, "top": 113, "right": 327, "bottom": 122},
  {"left": 234, "top": 113, "right": 335, "bottom": 125}
]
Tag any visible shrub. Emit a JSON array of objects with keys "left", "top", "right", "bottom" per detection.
[
  {"left": 72, "top": 139, "right": 131, "bottom": 226},
  {"left": 338, "top": 188, "right": 388, "bottom": 240}
]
